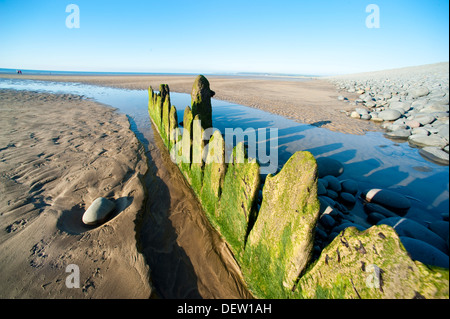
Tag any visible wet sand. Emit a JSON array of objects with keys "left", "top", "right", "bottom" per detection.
[
  {"left": 0, "top": 89, "right": 151, "bottom": 298},
  {"left": 0, "top": 74, "right": 380, "bottom": 135}
]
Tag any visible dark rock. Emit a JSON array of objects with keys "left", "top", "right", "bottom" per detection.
[
  {"left": 316, "top": 158, "right": 344, "bottom": 178},
  {"left": 429, "top": 221, "right": 449, "bottom": 241},
  {"left": 317, "top": 180, "right": 327, "bottom": 196},
  {"left": 368, "top": 212, "right": 386, "bottom": 225},
  {"left": 361, "top": 188, "right": 411, "bottom": 215},
  {"left": 340, "top": 179, "right": 358, "bottom": 195},
  {"left": 399, "top": 237, "right": 449, "bottom": 269},
  {"left": 331, "top": 222, "right": 367, "bottom": 234},
  {"left": 320, "top": 214, "right": 336, "bottom": 229},
  {"left": 339, "top": 192, "right": 356, "bottom": 206},
  {"left": 326, "top": 189, "right": 339, "bottom": 200},
  {"left": 323, "top": 175, "right": 342, "bottom": 192},
  {"left": 364, "top": 203, "right": 398, "bottom": 218}
]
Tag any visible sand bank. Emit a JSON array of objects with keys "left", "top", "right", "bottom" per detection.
[
  {"left": 0, "top": 74, "right": 381, "bottom": 135},
  {"left": 0, "top": 89, "right": 151, "bottom": 298}
]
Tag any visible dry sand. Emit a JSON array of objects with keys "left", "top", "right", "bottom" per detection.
[
  {"left": 0, "top": 74, "right": 381, "bottom": 134},
  {"left": 0, "top": 89, "right": 151, "bottom": 298}
]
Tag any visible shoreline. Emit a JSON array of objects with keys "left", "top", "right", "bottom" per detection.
[{"left": 0, "top": 73, "right": 382, "bottom": 135}]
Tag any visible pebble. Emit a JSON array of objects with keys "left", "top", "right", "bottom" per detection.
[
  {"left": 361, "top": 188, "right": 411, "bottom": 214},
  {"left": 429, "top": 221, "right": 449, "bottom": 241},
  {"left": 408, "top": 134, "right": 448, "bottom": 148},
  {"left": 340, "top": 179, "right": 358, "bottom": 195},
  {"left": 82, "top": 197, "right": 116, "bottom": 226},
  {"left": 399, "top": 237, "right": 449, "bottom": 269},
  {"left": 316, "top": 158, "right": 344, "bottom": 178},
  {"left": 367, "top": 212, "right": 386, "bottom": 224},
  {"left": 323, "top": 175, "right": 342, "bottom": 192},
  {"left": 418, "top": 147, "right": 449, "bottom": 165},
  {"left": 320, "top": 214, "right": 336, "bottom": 229},
  {"left": 363, "top": 203, "right": 398, "bottom": 218},
  {"left": 339, "top": 192, "right": 356, "bottom": 205},
  {"left": 378, "top": 109, "right": 402, "bottom": 121}
]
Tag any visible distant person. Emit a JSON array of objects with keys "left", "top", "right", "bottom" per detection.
[{"left": 17, "top": 70, "right": 22, "bottom": 75}]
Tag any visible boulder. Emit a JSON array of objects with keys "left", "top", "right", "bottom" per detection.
[
  {"left": 361, "top": 188, "right": 411, "bottom": 214},
  {"left": 340, "top": 179, "right": 358, "bottom": 195},
  {"left": 316, "top": 157, "right": 344, "bottom": 178},
  {"left": 364, "top": 203, "right": 398, "bottom": 219},
  {"left": 419, "top": 147, "right": 449, "bottom": 165},
  {"left": 368, "top": 212, "right": 386, "bottom": 224},
  {"left": 82, "top": 197, "right": 115, "bottom": 226},
  {"left": 339, "top": 192, "right": 356, "bottom": 205},
  {"left": 399, "top": 237, "right": 449, "bottom": 269},
  {"left": 429, "top": 221, "right": 450, "bottom": 241},
  {"left": 378, "top": 109, "right": 402, "bottom": 121},
  {"left": 323, "top": 175, "right": 342, "bottom": 192},
  {"left": 408, "top": 134, "right": 448, "bottom": 148},
  {"left": 409, "top": 87, "right": 429, "bottom": 99}
]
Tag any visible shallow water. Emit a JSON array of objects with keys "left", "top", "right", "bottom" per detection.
[{"left": 1, "top": 78, "right": 449, "bottom": 295}]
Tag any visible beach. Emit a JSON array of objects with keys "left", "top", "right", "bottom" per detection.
[
  {"left": 0, "top": 63, "right": 448, "bottom": 298},
  {"left": 0, "top": 89, "right": 151, "bottom": 298}
]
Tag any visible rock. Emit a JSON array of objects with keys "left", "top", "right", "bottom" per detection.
[
  {"left": 323, "top": 175, "right": 342, "bottom": 192},
  {"left": 419, "top": 147, "right": 449, "bottom": 165},
  {"left": 378, "top": 109, "right": 402, "bottom": 121},
  {"left": 360, "top": 114, "right": 371, "bottom": 120},
  {"left": 350, "top": 111, "right": 360, "bottom": 119},
  {"left": 339, "top": 192, "right": 356, "bottom": 205},
  {"left": 243, "top": 151, "right": 320, "bottom": 295},
  {"left": 361, "top": 188, "right": 411, "bottom": 214},
  {"left": 386, "top": 129, "right": 411, "bottom": 139},
  {"left": 399, "top": 237, "right": 449, "bottom": 269},
  {"left": 405, "top": 120, "right": 421, "bottom": 128},
  {"left": 414, "top": 114, "right": 435, "bottom": 125},
  {"left": 389, "top": 101, "right": 411, "bottom": 112},
  {"left": 438, "top": 124, "right": 449, "bottom": 140},
  {"left": 364, "top": 203, "right": 398, "bottom": 218},
  {"left": 377, "top": 217, "right": 448, "bottom": 254},
  {"left": 411, "top": 127, "right": 430, "bottom": 136},
  {"left": 320, "top": 214, "right": 336, "bottom": 229},
  {"left": 317, "top": 180, "right": 327, "bottom": 195},
  {"left": 326, "top": 189, "right": 339, "bottom": 200},
  {"left": 191, "top": 75, "right": 214, "bottom": 130},
  {"left": 408, "top": 134, "right": 448, "bottom": 148},
  {"left": 331, "top": 222, "right": 367, "bottom": 234},
  {"left": 316, "top": 157, "right": 344, "bottom": 178},
  {"left": 409, "top": 87, "right": 429, "bottom": 98},
  {"left": 368, "top": 212, "right": 386, "bottom": 224},
  {"left": 82, "top": 197, "right": 115, "bottom": 226},
  {"left": 429, "top": 221, "right": 449, "bottom": 241},
  {"left": 340, "top": 179, "right": 358, "bottom": 195},
  {"left": 296, "top": 225, "right": 450, "bottom": 298}
]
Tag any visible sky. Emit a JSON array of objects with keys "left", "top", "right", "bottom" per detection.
[{"left": 0, "top": 0, "right": 448, "bottom": 75}]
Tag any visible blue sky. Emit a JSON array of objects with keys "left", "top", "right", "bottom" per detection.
[{"left": 0, "top": 0, "right": 448, "bottom": 75}]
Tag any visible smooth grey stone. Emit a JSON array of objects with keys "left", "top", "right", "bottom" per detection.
[
  {"left": 378, "top": 109, "right": 402, "bottom": 121},
  {"left": 409, "top": 87, "right": 429, "bottom": 98},
  {"left": 399, "top": 237, "right": 449, "bottom": 269},
  {"left": 411, "top": 127, "right": 430, "bottom": 136},
  {"left": 82, "top": 197, "right": 115, "bottom": 226},
  {"left": 386, "top": 129, "right": 411, "bottom": 139},
  {"left": 408, "top": 134, "right": 448, "bottom": 148},
  {"left": 419, "top": 147, "right": 449, "bottom": 165},
  {"left": 414, "top": 114, "right": 435, "bottom": 125}
]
